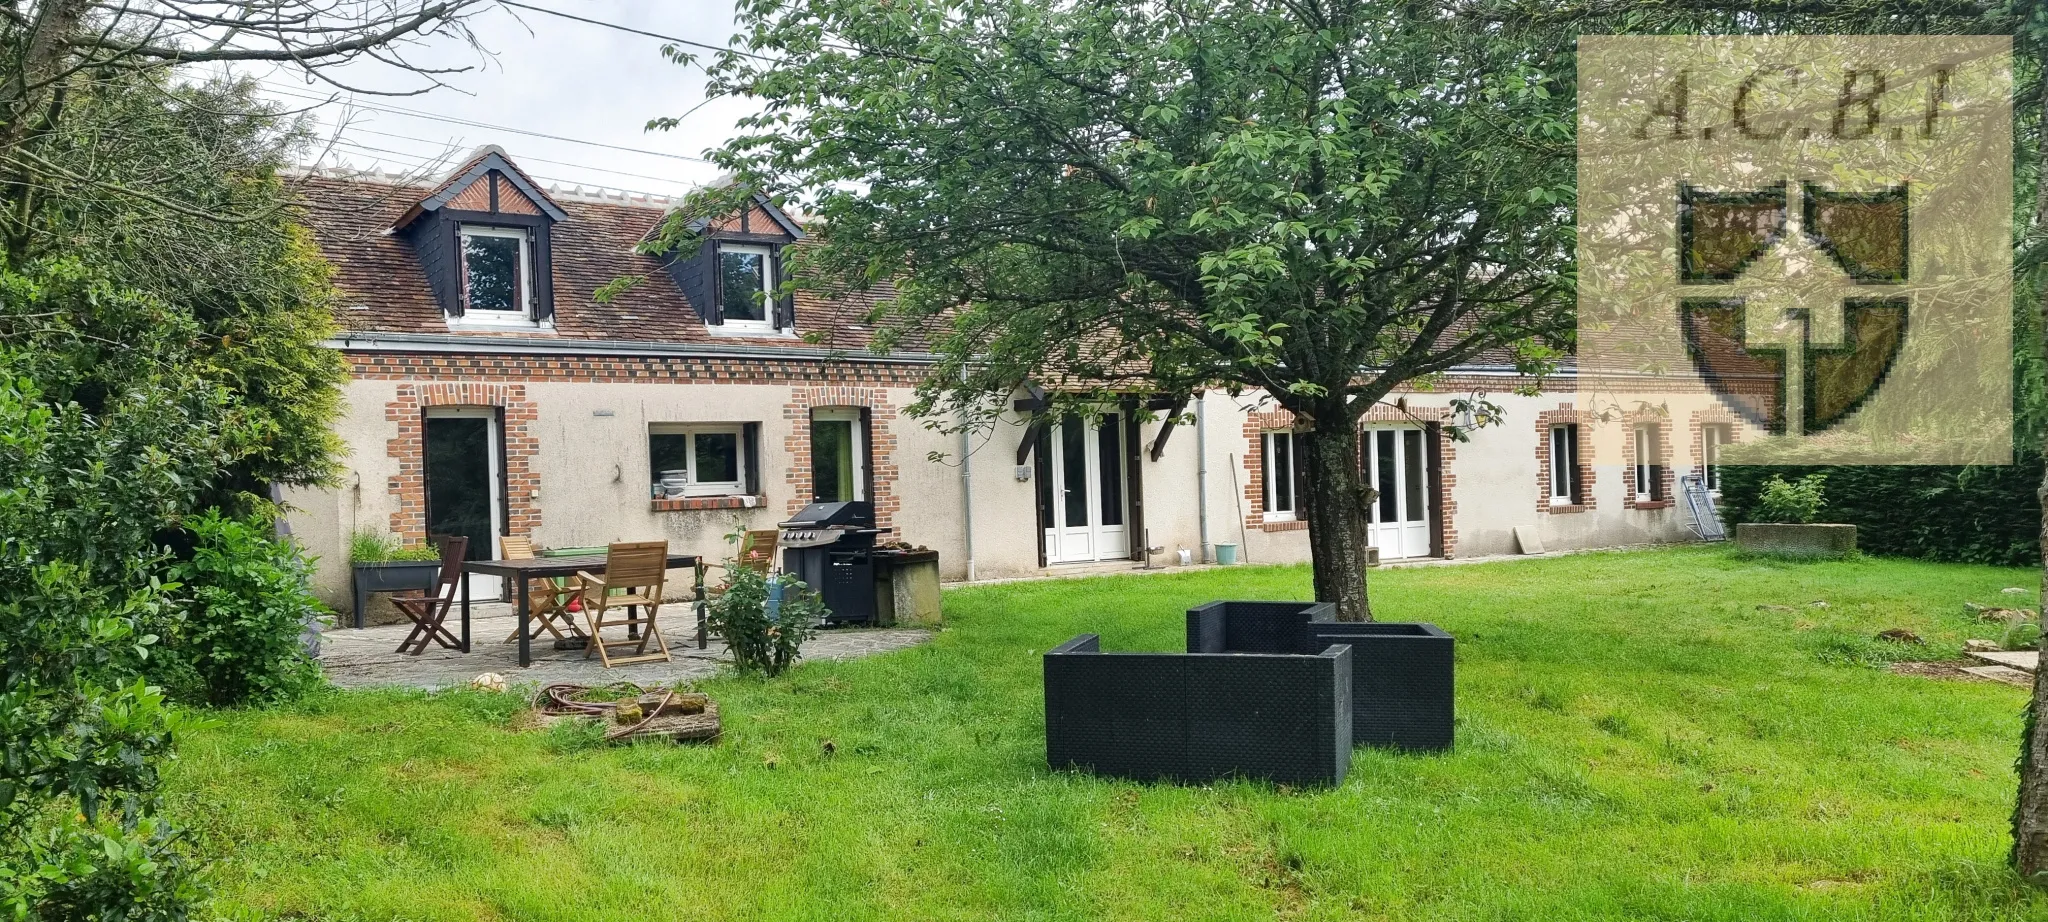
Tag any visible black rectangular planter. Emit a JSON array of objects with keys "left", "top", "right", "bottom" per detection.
[
  {"left": 1044, "top": 634, "right": 1352, "bottom": 786},
  {"left": 1186, "top": 600, "right": 1335, "bottom": 654},
  {"left": 1187, "top": 600, "right": 1455, "bottom": 753},
  {"left": 350, "top": 561, "right": 442, "bottom": 628},
  {"left": 1302, "top": 621, "right": 1454, "bottom": 752}
]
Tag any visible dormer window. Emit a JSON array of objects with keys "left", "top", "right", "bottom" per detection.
[
  {"left": 660, "top": 193, "right": 805, "bottom": 335},
  {"left": 461, "top": 225, "right": 531, "bottom": 316},
  {"left": 389, "top": 148, "right": 566, "bottom": 327},
  {"left": 717, "top": 244, "right": 776, "bottom": 331}
]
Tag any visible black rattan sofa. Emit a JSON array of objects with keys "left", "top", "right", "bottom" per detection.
[
  {"left": 1043, "top": 634, "right": 1353, "bottom": 786},
  {"left": 1187, "top": 601, "right": 1455, "bottom": 752}
]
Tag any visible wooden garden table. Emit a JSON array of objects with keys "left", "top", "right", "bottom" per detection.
[{"left": 462, "top": 552, "right": 705, "bottom": 667}]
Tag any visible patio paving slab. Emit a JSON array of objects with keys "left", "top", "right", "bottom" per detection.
[
  {"left": 319, "top": 602, "right": 933, "bottom": 690},
  {"left": 1967, "top": 650, "right": 2039, "bottom": 673}
]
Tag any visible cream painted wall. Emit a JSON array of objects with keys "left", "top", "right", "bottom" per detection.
[{"left": 290, "top": 370, "right": 1735, "bottom": 612}]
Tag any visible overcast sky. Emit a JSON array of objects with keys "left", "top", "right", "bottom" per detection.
[{"left": 245, "top": 1, "right": 761, "bottom": 198}]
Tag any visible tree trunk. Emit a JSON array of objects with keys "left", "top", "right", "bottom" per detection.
[
  {"left": 2014, "top": 46, "right": 2048, "bottom": 881},
  {"left": 1300, "top": 409, "right": 1375, "bottom": 622}
]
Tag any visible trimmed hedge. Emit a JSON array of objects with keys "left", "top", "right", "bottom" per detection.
[{"left": 1719, "top": 461, "right": 2039, "bottom": 567}]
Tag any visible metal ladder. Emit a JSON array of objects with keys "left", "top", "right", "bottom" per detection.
[{"left": 1680, "top": 474, "right": 1726, "bottom": 540}]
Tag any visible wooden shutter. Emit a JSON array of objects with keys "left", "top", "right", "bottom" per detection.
[
  {"left": 773, "top": 245, "right": 796, "bottom": 331},
  {"left": 446, "top": 221, "right": 466, "bottom": 317},
  {"left": 1034, "top": 426, "right": 1052, "bottom": 568},
  {"left": 742, "top": 422, "right": 761, "bottom": 496},
  {"left": 859, "top": 407, "right": 875, "bottom": 506},
  {"left": 700, "top": 239, "right": 724, "bottom": 325},
  {"left": 494, "top": 407, "right": 510, "bottom": 547},
  {"left": 1124, "top": 411, "right": 1144, "bottom": 561},
  {"left": 531, "top": 225, "right": 554, "bottom": 323}
]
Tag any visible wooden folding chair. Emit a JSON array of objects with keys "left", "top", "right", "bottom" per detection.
[
  {"left": 735, "top": 529, "right": 779, "bottom": 575},
  {"left": 393, "top": 535, "right": 468, "bottom": 655},
  {"left": 579, "top": 540, "right": 672, "bottom": 667},
  {"left": 499, "top": 536, "right": 586, "bottom": 643}
]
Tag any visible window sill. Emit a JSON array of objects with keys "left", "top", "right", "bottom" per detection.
[
  {"left": 446, "top": 313, "right": 553, "bottom": 333},
  {"left": 651, "top": 495, "right": 762, "bottom": 512},
  {"left": 1633, "top": 500, "right": 1673, "bottom": 510},
  {"left": 1260, "top": 520, "right": 1309, "bottom": 533},
  {"left": 704, "top": 323, "right": 796, "bottom": 339},
  {"left": 1547, "top": 504, "right": 1591, "bottom": 514}
]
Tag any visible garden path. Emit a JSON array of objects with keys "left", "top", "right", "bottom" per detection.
[{"left": 319, "top": 604, "right": 932, "bottom": 690}]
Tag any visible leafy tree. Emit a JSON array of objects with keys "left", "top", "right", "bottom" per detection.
[
  {"left": 669, "top": 0, "right": 1575, "bottom": 620},
  {"left": 0, "top": 56, "right": 373, "bottom": 922}
]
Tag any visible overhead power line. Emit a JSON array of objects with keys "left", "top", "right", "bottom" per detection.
[
  {"left": 496, "top": 0, "right": 777, "bottom": 62},
  {"left": 320, "top": 139, "right": 684, "bottom": 199},
  {"left": 260, "top": 83, "right": 719, "bottom": 164},
  {"left": 338, "top": 126, "right": 698, "bottom": 186}
]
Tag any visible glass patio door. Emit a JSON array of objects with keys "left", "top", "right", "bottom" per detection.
[
  {"left": 424, "top": 407, "right": 505, "bottom": 600},
  {"left": 1364, "top": 426, "right": 1433, "bottom": 560},
  {"left": 1043, "top": 413, "right": 1129, "bottom": 564}
]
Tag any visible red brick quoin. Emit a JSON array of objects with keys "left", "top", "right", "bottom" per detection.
[
  {"left": 782, "top": 385, "right": 902, "bottom": 537},
  {"left": 385, "top": 382, "right": 540, "bottom": 548}
]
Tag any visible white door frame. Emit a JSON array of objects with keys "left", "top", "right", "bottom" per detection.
[
  {"left": 1042, "top": 413, "right": 1130, "bottom": 564},
  {"left": 811, "top": 407, "right": 867, "bottom": 502},
  {"left": 1363, "top": 425, "right": 1433, "bottom": 560},
  {"left": 424, "top": 406, "right": 505, "bottom": 600}
]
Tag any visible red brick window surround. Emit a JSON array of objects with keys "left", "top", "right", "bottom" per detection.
[
  {"left": 1535, "top": 405, "right": 1595, "bottom": 514},
  {"left": 1242, "top": 409, "right": 1303, "bottom": 532},
  {"left": 1691, "top": 409, "right": 1742, "bottom": 493},
  {"left": 1243, "top": 404, "right": 1459, "bottom": 556},
  {"left": 783, "top": 386, "right": 900, "bottom": 536},
  {"left": 385, "top": 382, "right": 540, "bottom": 548},
  {"left": 1622, "top": 413, "right": 1676, "bottom": 510}
]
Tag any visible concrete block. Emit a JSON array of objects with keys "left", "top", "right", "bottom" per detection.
[{"left": 1734, "top": 523, "right": 1857, "bottom": 558}]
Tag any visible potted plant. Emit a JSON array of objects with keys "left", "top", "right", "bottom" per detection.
[
  {"left": 348, "top": 529, "right": 444, "bottom": 628},
  {"left": 1734, "top": 474, "right": 1856, "bottom": 558}
]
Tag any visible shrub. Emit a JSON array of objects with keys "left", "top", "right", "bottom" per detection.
[
  {"left": 1754, "top": 474, "right": 1827, "bottom": 524},
  {"left": 163, "top": 510, "right": 325, "bottom": 707},
  {"left": 705, "top": 565, "right": 824, "bottom": 677}
]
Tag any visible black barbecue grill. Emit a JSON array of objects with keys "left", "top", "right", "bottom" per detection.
[{"left": 779, "top": 501, "right": 881, "bottom": 625}]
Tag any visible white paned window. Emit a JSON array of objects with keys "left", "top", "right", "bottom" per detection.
[
  {"left": 459, "top": 225, "right": 531, "bottom": 316},
  {"left": 1549, "top": 424, "right": 1579, "bottom": 504},
  {"left": 1263, "top": 430, "right": 1304, "bottom": 520},
  {"left": 649, "top": 424, "right": 748, "bottom": 497}
]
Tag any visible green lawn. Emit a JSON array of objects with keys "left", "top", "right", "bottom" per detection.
[{"left": 168, "top": 546, "right": 2048, "bottom": 921}]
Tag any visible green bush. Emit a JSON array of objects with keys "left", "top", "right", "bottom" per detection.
[
  {"left": 349, "top": 529, "right": 440, "bottom": 563},
  {"left": 1753, "top": 473, "right": 1828, "bottom": 524},
  {"left": 705, "top": 565, "right": 824, "bottom": 677},
  {"left": 1721, "top": 461, "right": 2038, "bottom": 565},
  {"left": 163, "top": 510, "right": 325, "bottom": 707}
]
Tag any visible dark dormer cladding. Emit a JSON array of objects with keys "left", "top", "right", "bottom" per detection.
[
  {"left": 391, "top": 149, "right": 570, "bottom": 321},
  {"left": 663, "top": 193, "right": 805, "bottom": 332}
]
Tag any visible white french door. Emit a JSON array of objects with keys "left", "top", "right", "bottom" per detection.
[
  {"left": 1043, "top": 413, "right": 1130, "bottom": 564},
  {"left": 1364, "top": 426, "right": 1433, "bottom": 560}
]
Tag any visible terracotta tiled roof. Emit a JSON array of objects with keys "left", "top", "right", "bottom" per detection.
[{"left": 295, "top": 172, "right": 896, "bottom": 352}]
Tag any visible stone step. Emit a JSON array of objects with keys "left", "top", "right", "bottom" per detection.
[
  {"left": 1967, "top": 650, "right": 2039, "bottom": 673},
  {"left": 1961, "top": 664, "right": 2034, "bottom": 687}
]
